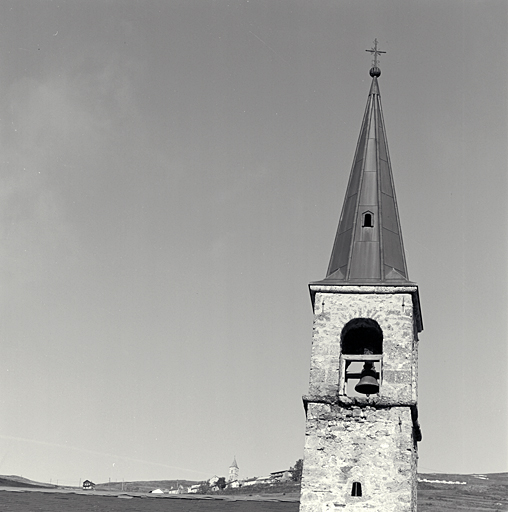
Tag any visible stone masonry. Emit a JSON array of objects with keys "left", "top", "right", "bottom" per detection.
[{"left": 299, "top": 285, "right": 421, "bottom": 512}]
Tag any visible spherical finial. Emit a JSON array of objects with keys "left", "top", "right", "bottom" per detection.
[{"left": 369, "top": 66, "right": 381, "bottom": 77}]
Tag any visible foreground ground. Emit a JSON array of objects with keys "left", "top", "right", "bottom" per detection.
[
  {"left": 0, "top": 488, "right": 507, "bottom": 512},
  {"left": 0, "top": 473, "right": 506, "bottom": 512},
  {"left": 0, "top": 489, "right": 299, "bottom": 512}
]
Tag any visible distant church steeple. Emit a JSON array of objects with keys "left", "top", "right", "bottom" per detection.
[{"left": 228, "top": 457, "right": 239, "bottom": 482}]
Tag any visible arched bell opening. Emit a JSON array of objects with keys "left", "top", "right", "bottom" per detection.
[
  {"left": 341, "top": 318, "right": 383, "bottom": 397},
  {"left": 341, "top": 318, "right": 383, "bottom": 355}
]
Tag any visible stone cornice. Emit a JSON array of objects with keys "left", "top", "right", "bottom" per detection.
[
  {"left": 309, "top": 284, "right": 418, "bottom": 294},
  {"left": 302, "top": 395, "right": 422, "bottom": 442},
  {"left": 302, "top": 394, "right": 417, "bottom": 409}
]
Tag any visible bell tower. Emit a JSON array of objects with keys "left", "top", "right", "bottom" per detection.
[
  {"left": 228, "top": 457, "right": 239, "bottom": 482},
  {"left": 300, "top": 42, "right": 423, "bottom": 512}
]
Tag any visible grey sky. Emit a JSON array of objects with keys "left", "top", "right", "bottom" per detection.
[{"left": 0, "top": 1, "right": 506, "bottom": 485}]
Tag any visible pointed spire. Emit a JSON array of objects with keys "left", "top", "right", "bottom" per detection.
[{"left": 320, "top": 57, "right": 410, "bottom": 284}]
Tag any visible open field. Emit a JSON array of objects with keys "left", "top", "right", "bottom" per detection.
[
  {"left": 417, "top": 473, "right": 508, "bottom": 512},
  {"left": 0, "top": 489, "right": 299, "bottom": 512},
  {"left": 0, "top": 473, "right": 506, "bottom": 511}
]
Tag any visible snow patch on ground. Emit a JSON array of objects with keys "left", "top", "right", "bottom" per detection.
[{"left": 418, "top": 478, "right": 467, "bottom": 485}]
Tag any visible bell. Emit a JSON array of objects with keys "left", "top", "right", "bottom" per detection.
[{"left": 355, "top": 362, "right": 379, "bottom": 395}]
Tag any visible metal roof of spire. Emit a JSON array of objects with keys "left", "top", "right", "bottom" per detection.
[{"left": 316, "top": 48, "right": 410, "bottom": 285}]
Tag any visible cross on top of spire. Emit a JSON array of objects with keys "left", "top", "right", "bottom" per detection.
[{"left": 365, "top": 39, "right": 386, "bottom": 68}]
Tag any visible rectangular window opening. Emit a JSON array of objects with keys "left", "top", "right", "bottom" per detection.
[{"left": 351, "top": 481, "right": 362, "bottom": 497}]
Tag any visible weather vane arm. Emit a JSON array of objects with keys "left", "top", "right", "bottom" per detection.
[{"left": 365, "top": 38, "right": 386, "bottom": 67}]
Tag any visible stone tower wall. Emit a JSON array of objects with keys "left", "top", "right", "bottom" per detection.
[
  {"left": 300, "top": 286, "right": 420, "bottom": 512},
  {"left": 300, "top": 403, "right": 417, "bottom": 512}
]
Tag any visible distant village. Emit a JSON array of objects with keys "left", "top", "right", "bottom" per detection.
[
  {"left": 154, "top": 458, "right": 301, "bottom": 495},
  {"left": 82, "top": 458, "right": 302, "bottom": 494}
]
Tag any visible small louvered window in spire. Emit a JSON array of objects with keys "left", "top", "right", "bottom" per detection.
[{"left": 362, "top": 212, "right": 373, "bottom": 227}]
